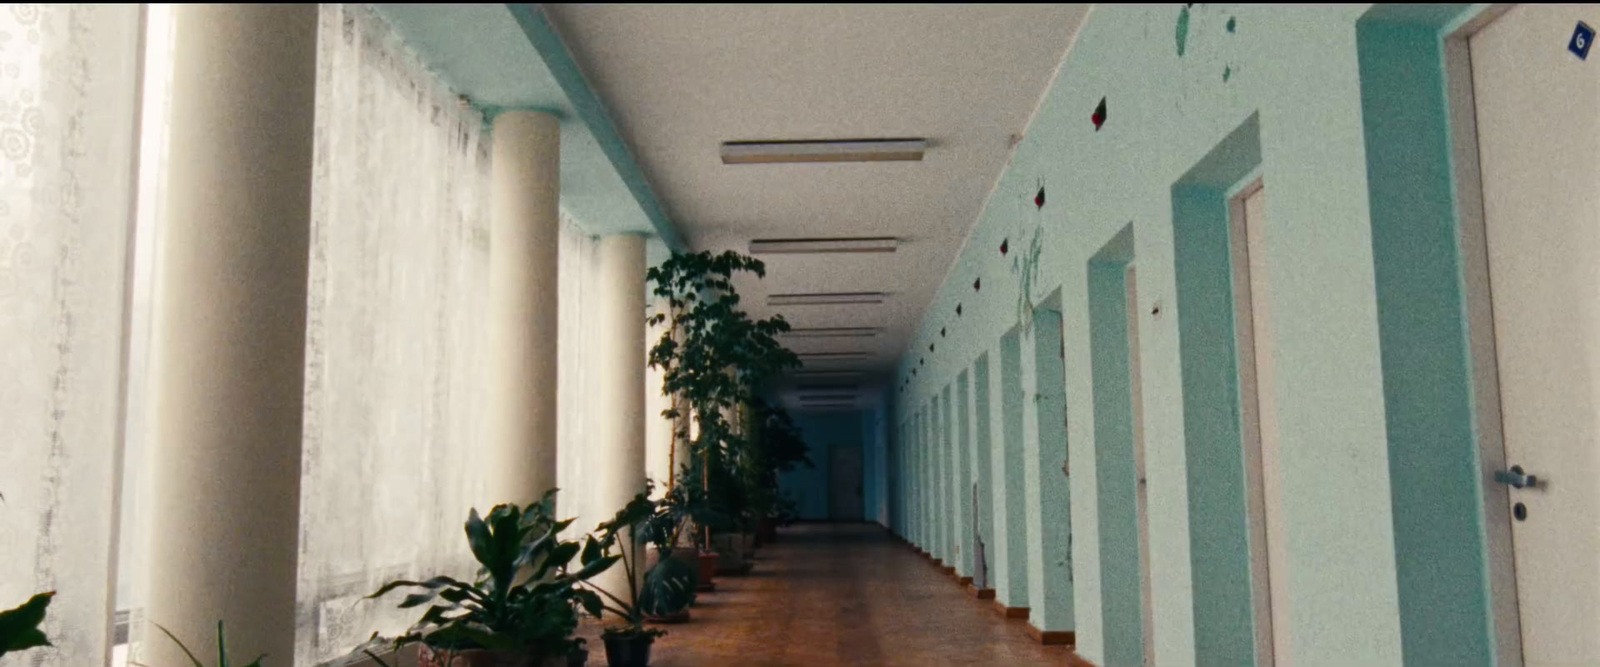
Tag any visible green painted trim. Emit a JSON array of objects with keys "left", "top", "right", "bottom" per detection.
[
  {"left": 504, "top": 4, "right": 687, "bottom": 251},
  {"left": 1357, "top": 12, "right": 1494, "bottom": 665},
  {"left": 1024, "top": 301, "right": 1075, "bottom": 632},
  {"left": 1172, "top": 115, "right": 1263, "bottom": 667},
  {"left": 1089, "top": 225, "right": 1144, "bottom": 667},
  {"left": 972, "top": 353, "right": 998, "bottom": 588},
  {"left": 997, "top": 325, "right": 1032, "bottom": 608}
]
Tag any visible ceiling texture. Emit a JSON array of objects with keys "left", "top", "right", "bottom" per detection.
[{"left": 542, "top": 4, "right": 1089, "bottom": 409}]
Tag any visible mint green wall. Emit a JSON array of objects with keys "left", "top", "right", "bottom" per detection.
[
  {"left": 1171, "top": 116, "right": 1264, "bottom": 667},
  {"left": 1023, "top": 304, "right": 1074, "bottom": 633},
  {"left": 1089, "top": 226, "right": 1143, "bottom": 666},
  {"left": 888, "top": 4, "right": 1501, "bottom": 665},
  {"left": 934, "top": 383, "right": 947, "bottom": 563},
  {"left": 995, "top": 326, "right": 1030, "bottom": 608},
  {"left": 971, "top": 354, "right": 997, "bottom": 588},
  {"left": 956, "top": 371, "right": 976, "bottom": 578}
]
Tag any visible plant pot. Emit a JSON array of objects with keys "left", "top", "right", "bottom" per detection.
[
  {"left": 418, "top": 644, "right": 565, "bottom": 667},
  {"left": 696, "top": 550, "right": 718, "bottom": 592},
  {"left": 567, "top": 647, "right": 588, "bottom": 667},
  {"left": 758, "top": 516, "right": 778, "bottom": 543},
  {"left": 601, "top": 633, "right": 655, "bottom": 667},
  {"left": 712, "top": 535, "right": 752, "bottom": 576},
  {"left": 645, "top": 608, "right": 691, "bottom": 624}
]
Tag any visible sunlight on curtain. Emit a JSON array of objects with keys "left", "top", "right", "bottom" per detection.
[
  {"left": 116, "top": 7, "right": 175, "bottom": 665},
  {"left": 557, "top": 214, "right": 606, "bottom": 536},
  {"left": 294, "top": 5, "right": 492, "bottom": 664},
  {"left": 0, "top": 4, "right": 142, "bottom": 666}
]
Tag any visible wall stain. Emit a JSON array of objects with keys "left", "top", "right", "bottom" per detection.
[{"left": 1176, "top": 5, "right": 1192, "bottom": 56}]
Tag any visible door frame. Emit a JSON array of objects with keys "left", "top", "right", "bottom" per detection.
[
  {"left": 1441, "top": 5, "right": 1525, "bottom": 664},
  {"left": 1226, "top": 174, "right": 1282, "bottom": 667}
]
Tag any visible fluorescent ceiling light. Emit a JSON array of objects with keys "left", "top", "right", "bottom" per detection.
[
  {"left": 721, "top": 138, "right": 927, "bottom": 164},
  {"left": 793, "top": 370, "right": 863, "bottom": 378},
  {"left": 782, "top": 327, "right": 882, "bottom": 338},
  {"left": 768, "top": 292, "right": 887, "bottom": 306},
  {"left": 750, "top": 237, "right": 899, "bottom": 255},
  {"left": 798, "top": 351, "right": 870, "bottom": 360},
  {"left": 797, "top": 383, "right": 859, "bottom": 391}
]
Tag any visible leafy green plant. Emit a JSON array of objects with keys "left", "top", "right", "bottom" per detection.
[
  {"left": 0, "top": 591, "right": 52, "bottom": 658},
  {"left": 584, "top": 490, "right": 697, "bottom": 638},
  {"left": 137, "top": 621, "right": 263, "bottom": 667},
  {"left": 362, "top": 496, "right": 617, "bottom": 661},
  {"left": 646, "top": 251, "right": 801, "bottom": 548}
]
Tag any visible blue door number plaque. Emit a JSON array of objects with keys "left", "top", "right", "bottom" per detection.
[{"left": 1571, "top": 21, "right": 1594, "bottom": 60}]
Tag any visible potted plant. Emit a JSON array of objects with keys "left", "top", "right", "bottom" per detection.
[
  {"left": 646, "top": 251, "right": 801, "bottom": 582},
  {"left": 582, "top": 490, "right": 696, "bottom": 667},
  {"left": 361, "top": 495, "right": 617, "bottom": 667}
]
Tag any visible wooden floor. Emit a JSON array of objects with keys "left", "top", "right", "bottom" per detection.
[{"left": 578, "top": 523, "right": 1081, "bottom": 666}]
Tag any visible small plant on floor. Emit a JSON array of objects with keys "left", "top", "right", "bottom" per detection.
[
  {"left": 0, "top": 591, "right": 52, "bottom": 658},
  {"left": 135, "top": 621, "right": 264, "bottom": 667},
  {"left": 582, "top": 489, "right": 697, "bottom": 667},
  {"left": 360, "top": 492, "right": 617, "bottom": 667}
]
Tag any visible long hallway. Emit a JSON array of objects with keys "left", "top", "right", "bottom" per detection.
[{"left": 585, "top": 524, "right": 1079, "bottom": 666}]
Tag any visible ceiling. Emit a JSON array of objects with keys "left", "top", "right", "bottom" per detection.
[{"left": 542, "top": 4, "right": 1088, "bottom": 408}]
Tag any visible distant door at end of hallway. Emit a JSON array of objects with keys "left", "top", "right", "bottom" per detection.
[{"left": 830, "top": 445, "right": 865, "bottom": 521}]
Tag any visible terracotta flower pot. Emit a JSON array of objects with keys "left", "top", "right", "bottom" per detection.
[
  {"left": 418, "top": 645, "right": 566, "bottom": 667},
  {"left": 696, "top": 550, "right": 718, "bottom": 592}
]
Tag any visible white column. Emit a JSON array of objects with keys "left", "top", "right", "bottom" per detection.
[
  {"left": 592, "top": 235, "right": 648, "bottom": 598},
  {"left": 142, "top": 6, "right": 318, "bottom": 665},
  {"left": 645, "top": 296, "right": 675, "bottom": 496},
  {"left": 486, "top": 110, "right": 561, "bottom": 506}
]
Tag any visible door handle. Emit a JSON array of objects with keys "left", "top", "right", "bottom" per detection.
[{"left": 1494, "top": 465, "right": 1538, "bottom": 489}]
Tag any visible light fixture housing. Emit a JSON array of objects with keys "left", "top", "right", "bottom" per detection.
[
  {"left": 750, "top": 237, "right": 899, "bottom": 255},
  {"left": 782, "top": 327, "right": 882, "bottom": 338},
  {"left": 768, "top": 292, "right": 887, "bottom": 306},
  {"left": 721, "top": 138, "right": 927, "bottom": 164},
  {"left": 797, "top": 351, "right": 870, "bottom": 360},
  {"left": 793, "top": 369, "right": 864, "bottom": 379}
]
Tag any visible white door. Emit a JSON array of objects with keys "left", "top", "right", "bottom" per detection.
[
  {"left": 1127, "top": 264, "right": 1155, "bottom": 666},
  {"left": 1472, "top": 5, "right": 1600, "bottom": 663},
  {"left": 1233, "top": 180, "right": 1286, "bottom": 666}
]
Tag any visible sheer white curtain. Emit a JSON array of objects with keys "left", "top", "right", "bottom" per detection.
[
  {"left": 557, "top": 214, "right": 606, "bottom": 536},
  {"left": 295, "top": 4, "right": 492, "bottom": 664},
  {"left": 0, "top": 4, "right": 142, "bottom": 666}
]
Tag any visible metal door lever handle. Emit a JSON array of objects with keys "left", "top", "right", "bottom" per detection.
[{"left": 1494, "top": 465, "right": 1537, "bottom": 489}]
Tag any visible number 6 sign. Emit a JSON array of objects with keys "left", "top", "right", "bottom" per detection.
[{"left": 1570, "top": 21, "right": 1594, "bottom": 60}]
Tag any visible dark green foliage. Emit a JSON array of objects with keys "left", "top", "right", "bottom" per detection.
[
  {"left": 646, "top": 250, "right": 801, "bottom": 547},
  {"left": 144, "top": 621, "right": 265, "bottom": 667},
  {"left": 0, "top": 591, "right": 51, "bottom": 658},
  {"left": 363, "top": 491, "right": 617, "bottom": 659},
  {"left": 585, "top": 488, "right": 695, "bottom": 639}
]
